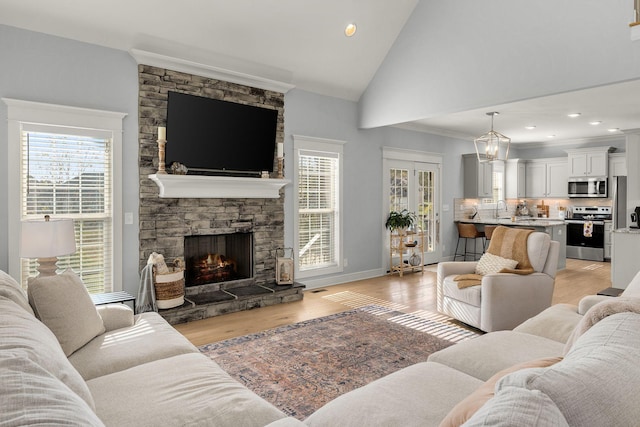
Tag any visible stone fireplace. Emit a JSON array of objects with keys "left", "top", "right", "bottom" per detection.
[{"left": 136, "top": 64, "right": 303, "bottom": 324}]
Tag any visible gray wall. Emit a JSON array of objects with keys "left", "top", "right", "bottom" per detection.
[
  {"left": 360, "top": 0, "right": 640, "bottom": 128},
  {"left": 0, "top": 24, "right": 473, "bottom": 291},
  {"left": 0, "top": 24, "right": 140, "bottom": 293},
  {"left": 512, "top": 137, "right": 626, "bottom": 159},
  {"left": 284, "top": 89, "right": 470, "bottom": 285}
]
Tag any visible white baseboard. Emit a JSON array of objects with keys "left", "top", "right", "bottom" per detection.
[{"left": 297, "top": 268, "right": 386, "bottom": 290}]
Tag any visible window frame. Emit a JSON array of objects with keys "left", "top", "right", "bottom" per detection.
[
  {"left": 293, "top": 135, "right": 345, "bottom": 279},
  {"left": 4, "top": 98, "right": 126, "bottom": 290}
]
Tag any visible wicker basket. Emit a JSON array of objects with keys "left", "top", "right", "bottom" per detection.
[{"left": 154, "top": 269, "right": 184, "bottom": 309}]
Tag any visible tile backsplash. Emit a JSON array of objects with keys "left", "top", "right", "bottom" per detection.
[{"left": 453, "top": 198, "right": 611, "bottom": 221}]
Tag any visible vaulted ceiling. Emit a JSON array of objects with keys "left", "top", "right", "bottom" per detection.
[{"left": 2, "top": 0, "right": 640, "bottom": 144}]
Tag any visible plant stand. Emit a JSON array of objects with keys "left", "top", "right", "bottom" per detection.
[{"left": 389, "top": 230, "right": 425, "bottom": 277}]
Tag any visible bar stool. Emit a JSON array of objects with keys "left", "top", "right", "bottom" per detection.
[
  {"left": 454, "top": 223, "right": 485, "bottom": 261},
  {"left": 483, "top": 225, "right": 497, "bottom": 252}
]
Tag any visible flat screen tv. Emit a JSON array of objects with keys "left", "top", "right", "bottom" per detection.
[{"left": 166, "top": 91, "right": 278, "bottom": 175}]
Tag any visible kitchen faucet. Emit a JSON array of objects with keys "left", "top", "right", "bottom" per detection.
[{"left": 495, "top": 200, "right": 507, "bottom": 219}]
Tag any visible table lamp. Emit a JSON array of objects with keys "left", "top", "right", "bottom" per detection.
[{"left": 20, "top": 215, "right": 77, "bottom": 277}]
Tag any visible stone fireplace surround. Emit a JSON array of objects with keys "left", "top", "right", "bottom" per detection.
[{"left": 137, "top": 64, "right": 302, "bottom": 324}]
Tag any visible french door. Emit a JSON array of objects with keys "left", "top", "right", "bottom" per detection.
[{"left": 385, "top": 158, "right": 441, "bottom": 268}]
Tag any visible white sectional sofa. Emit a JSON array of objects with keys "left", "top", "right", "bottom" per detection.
[
  {"left": 3, "top": 265, "right": 640, "bottom": 426},
  {"left": 0, "top": 269, "right": 293, "bottom": 427}
]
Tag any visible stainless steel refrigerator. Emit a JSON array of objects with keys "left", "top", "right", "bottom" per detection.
[{"left": 612, "top": 176, "right": 627, "bottom": 229}]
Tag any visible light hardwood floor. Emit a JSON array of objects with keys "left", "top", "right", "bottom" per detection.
[{"left": 175, "top": 258, "right": 611, "bottom": 346}]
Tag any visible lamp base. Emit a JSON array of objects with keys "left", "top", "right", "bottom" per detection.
[{"left": 36, "top": 257, "right": 60, "bottom": 277}]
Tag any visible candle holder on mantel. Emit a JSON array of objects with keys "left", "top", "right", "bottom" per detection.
[
  {"left": 156, "top": 137, "right": 167, "bottom": 174},
  {"left": 277, "top": 156, "right": 284, "bottom": 179}
]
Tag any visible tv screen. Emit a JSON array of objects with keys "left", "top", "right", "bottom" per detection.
[{"left": 166, "top": 91, "right": 278, "bottom": 175}]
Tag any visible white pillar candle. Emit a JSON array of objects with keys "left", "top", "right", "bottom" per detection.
[
  {"left": 158, "top": 126, "right": 166, "bottom": 140},
  {"left": 277, "top": 142, "right": 284, "bottom": 158}
]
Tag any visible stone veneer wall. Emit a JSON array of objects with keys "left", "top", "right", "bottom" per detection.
[{"left": 137, "top": 65, "right": 285, "bottom": 286}]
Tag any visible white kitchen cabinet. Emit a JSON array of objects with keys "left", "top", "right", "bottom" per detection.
[
  {"left": 609, "top": 152, "right": 627, "bottom": 178},
  {"left": 525, "top": 158, "right": 568, "bottom": 198},
  {"left": 463, "top": 154, "right": 495, "bottom": 198},
  {"left": 505, "top": 159, "right": 526, "bottom": 199},
  {"left": 566, "top": 147, "right": 610, "bottom": 178}
]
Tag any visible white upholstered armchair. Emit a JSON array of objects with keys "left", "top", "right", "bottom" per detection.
[{"left": 437, "top": 230, "right": 560, "bottom": 333}]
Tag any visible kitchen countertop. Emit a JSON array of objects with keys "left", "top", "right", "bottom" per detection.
[
  {"left": 612, "top": 227, "right": 640, "bottom": 234},
  {"left": 457, "top": 218, "right": 566, "bottom": 227}
]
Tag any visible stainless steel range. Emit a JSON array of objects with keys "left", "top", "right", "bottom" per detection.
[{"left": 566, "top": 206, "right": 611, "bottom": 261}]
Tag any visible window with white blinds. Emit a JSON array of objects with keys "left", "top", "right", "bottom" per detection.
[
  {"left": 294, "top": 136, "right": 344, "bottom": 278},
  {"left": 20, "top": 125, "right": 113, "bottom": 293}
]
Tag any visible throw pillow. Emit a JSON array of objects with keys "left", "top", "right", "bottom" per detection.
[
  {"left": 439, "top": 357, "right": 562, "bottom": 427},
  {"left": 0, "top": 296, "right": 96, "bottom": 409},
  {"left": 0, "top": 353, "right": 104, "bottom": 426},
  {"left": 28, "top": 269, "right": 105, "bottom": 356},
  {"left": 500, "top": 313, "right": 640, "bottom": 427},
  {"left": 474, "top": 252, "right": 518, "bottom": 276},
  {"left": 0, "top": 269, "right": 35, "bottom": 316},
  {"left": 462, "top": 386, "right": 569, "bottom": 427}
]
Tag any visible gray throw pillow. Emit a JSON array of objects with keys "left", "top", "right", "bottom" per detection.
[
  {"left": 463, "top": 386, "right": 568, "bottom": 426},
  {"left": 28, "top": 269, "right": 105, "bottom": 356}
]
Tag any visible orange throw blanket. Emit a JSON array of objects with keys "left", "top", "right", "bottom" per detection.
[
  {"left": 486, "top": 226, "right": 535, "bottom": 275},
  {"left": 454, "top": 226, "right": 535, "bottom": 288}
]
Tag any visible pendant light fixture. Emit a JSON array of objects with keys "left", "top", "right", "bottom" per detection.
[{"left": 474, "top": 112, "right": 510, "bottom": 162}]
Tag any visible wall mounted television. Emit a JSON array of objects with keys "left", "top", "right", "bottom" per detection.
[{"left": 166, "top": 91, "right": 278, "bottom": 175}]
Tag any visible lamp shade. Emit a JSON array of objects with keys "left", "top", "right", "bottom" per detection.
[{"left": 20, "top": 217, "right": 76, "bottom": 258}]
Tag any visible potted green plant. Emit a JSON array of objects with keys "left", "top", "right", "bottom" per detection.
[{"left": 385, "top": 209, "right": 416, "bottom": 235}]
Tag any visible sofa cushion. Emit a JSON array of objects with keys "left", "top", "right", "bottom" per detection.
[
  {"left": 428, "top": 331, "right": 564, "bottom": 381},
  {"left": 499, "top": 312, "right": 640, "bottom": 427},
  {"left": 28, "top": 269, "right": 105, "bottom": 356},
  {"left": 0, "top": 269, "right": 34, "bottom": 316},
  {"left": 87, "top": 352, "right": 286, "bottom": 427},
  {"left": 439, "top": 357, "right": 562, "bottom": 427},
  {"left": 0, "top": 352, "right": 104, "bottom": 426},
  {"left": 305, "top": 362, "right": 483, "bottom": 427},
  {"left": 443, "top": 275, "right": 481, "bottom": 307},
  {"left": 513, "top": 303, "right": 582, "bottom": 343},
  {"left": 0, "top": 296, "right": 95, "bottom": 409},
  {"left": 69, "top": 311, "right": 199, "bottom": 380},
  {"left": 462, "top": 386, "right": 569, "bottom": 427},
  {"left": 475, "top": 252, "right": 518, "bottom": 276}
]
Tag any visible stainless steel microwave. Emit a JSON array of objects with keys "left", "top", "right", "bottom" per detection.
[{"left": 567, "top": 177, "right": 608, "bottom": 198}]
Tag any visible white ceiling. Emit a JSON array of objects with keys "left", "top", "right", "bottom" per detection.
[
  {"left": 0, "top": 0, "right": 418, "bottom": 102},
  {"left": 2, "top": 0, "right": 640, "bottom": 144},
  {"left": 405, "top": 79, "right": 640, "bottom": 143}
]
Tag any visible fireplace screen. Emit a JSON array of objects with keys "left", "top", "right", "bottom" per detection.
[{"left": 184, "top": 233, "right": 253, "bottom": 286}]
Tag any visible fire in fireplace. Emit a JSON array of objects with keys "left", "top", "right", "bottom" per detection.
[{"left": 184, "top": 233, "right": 253, "bottom": 287}]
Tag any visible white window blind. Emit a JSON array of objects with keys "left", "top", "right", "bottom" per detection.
[
  {"left": 297, "top": 150, "right": 340, "bottom": 273},
  {"left": 20, "top": 125, "right": 113, "bottom": 293}
]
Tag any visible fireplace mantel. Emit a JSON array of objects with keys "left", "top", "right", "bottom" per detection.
[{"left": 149, "top": 174, "right": 290, "bottom": 198}]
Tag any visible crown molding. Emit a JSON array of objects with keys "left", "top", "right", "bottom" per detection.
[{"left": 130, "top": 49, "right": 295, "bottom": 94}]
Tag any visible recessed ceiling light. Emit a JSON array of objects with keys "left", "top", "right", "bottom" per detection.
[
  {"left": 589, "top": 121, "right": 602, "bottom": 125},
  {"left": 608, "top": 128, "right": 620, "bottom": 132},
  {"left": 525, "top": 125, "right": 536, "bottom": 130},
  {"left": 567, "top": 113, "right": 581, "bottom": 118},
  {"left": 344, "top": 23, "right": 357, "bottom": 37},
  {"left": 547, "top": 134, "right": 556, "bottom": 138}
]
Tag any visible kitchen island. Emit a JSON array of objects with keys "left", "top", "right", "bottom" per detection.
[{"left": 456, "top": 217, "right": 566, "bottom": 270}]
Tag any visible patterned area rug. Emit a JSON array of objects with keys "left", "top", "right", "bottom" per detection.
[{"left": 199, "top": 305, "right": 479, "bottom": 419}]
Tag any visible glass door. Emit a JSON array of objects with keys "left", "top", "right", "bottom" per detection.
[{"left": 386, "top": 159, "right": 441, "bottom": 269}]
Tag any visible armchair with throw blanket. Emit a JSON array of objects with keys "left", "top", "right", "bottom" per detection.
[{"left": 437, "top": 226, "right": 560, "bottom": 332}]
